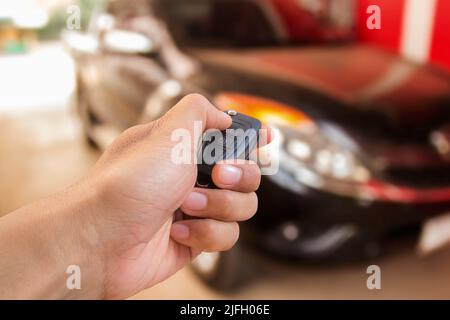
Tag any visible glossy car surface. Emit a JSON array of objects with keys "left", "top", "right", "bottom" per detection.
[{"left": 64, "top": 0, "right": 450, "bottom": 290}]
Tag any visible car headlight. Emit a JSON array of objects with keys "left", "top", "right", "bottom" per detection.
[
  {"left": 213, "top": 92, "right": 372, "bottom": 198},
  {"left": 276, "top": 123, "right": 372, "bottom": 197}
]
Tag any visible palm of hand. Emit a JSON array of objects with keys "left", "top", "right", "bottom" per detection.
[{"left": 93, "top": 128, "right": 199, "bottom": 299}]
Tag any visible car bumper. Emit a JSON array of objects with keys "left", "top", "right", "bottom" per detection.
[{"left": 242, "top": 177, "right": 450, "bottom": 262}]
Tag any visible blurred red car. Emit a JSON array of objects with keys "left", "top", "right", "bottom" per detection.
[{"left": 64, "top": 0, "right": 450, "bottom": 290}]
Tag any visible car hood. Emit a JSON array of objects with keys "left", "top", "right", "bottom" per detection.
[
  {"left": 187, "top": 45, "right": 450, "bottom": 184},
  {"left": 192, "top": 45, "right": 450, "bottom": 144}
]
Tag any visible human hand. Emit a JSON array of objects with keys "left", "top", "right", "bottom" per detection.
[{"left": 77, "top": 94, "right": 262, "bottom": 298}]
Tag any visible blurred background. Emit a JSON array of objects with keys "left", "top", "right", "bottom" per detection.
[{"left": 1, "top": 0, "right": 450, "bottom": 299}]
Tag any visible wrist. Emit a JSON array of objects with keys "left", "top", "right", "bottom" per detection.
[
  {"left": 48, "top": 180, "right": 107, "bottom": 299},
  {"left": 0, "top": 180, "right": 107, "bottom": 299}
]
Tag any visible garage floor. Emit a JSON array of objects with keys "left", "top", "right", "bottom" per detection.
[
  {"left": 2, "top": 109, "right": 450, "bottom": 299},
  {"left": 2, "top": 44, "right": 450, "bottom": 299}
]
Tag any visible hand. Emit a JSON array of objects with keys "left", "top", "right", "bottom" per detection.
[{"left": 77, "top": 94, "right": 262, "bottom": 298}]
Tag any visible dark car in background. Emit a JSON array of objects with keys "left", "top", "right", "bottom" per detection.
[{"left": 64, "top": 0, "right": 450, "bottom": 290}]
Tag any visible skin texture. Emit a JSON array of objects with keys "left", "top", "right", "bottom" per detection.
[{"left": 0, "top": 94, "right": 263, "bottom": 299}]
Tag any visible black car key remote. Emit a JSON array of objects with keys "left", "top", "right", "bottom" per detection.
[{"left": 196, "top": 110, "right": 261, "bottom": 188}]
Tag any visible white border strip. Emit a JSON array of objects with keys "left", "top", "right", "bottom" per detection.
[{"left": 400, "top": 0, "right": 437, "bottom": 64}]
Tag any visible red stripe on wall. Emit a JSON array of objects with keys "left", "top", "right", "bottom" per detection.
[
  {"left": 429, "top": 0, "right": 450, "bottom": 72},
  {"left": 357, "top": 0, "right": 405, "bottom": 53}
]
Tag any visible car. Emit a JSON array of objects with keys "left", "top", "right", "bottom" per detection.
[{"left": 64, "top": 0, "right": 450, "bottom": 291}]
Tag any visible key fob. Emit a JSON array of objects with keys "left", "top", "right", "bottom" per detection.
[{"left": 196, "top": 110, "right": 262, "bottom": 188}]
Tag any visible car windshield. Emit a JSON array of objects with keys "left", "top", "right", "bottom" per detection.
[{"left": 154, "top": 0, "right": 278, "bottom": 48}]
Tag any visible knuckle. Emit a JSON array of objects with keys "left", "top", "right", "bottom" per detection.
[
  {"left": 147, "top": 117, "right": 165, "bottom": 133},
  {"left": 246, "top": 193, "right": 258, "bottom": 220},
  {"left": 114, "top": 125, "right": 141, "bottom": 147},
  {"left": 182, "top": 93, "right": 209, "bottom": 108},
  {"left": 248, "top": 164, "right": 262, "bottom": 190},
  {"left": 224, "top": 223, "right": 240, "bottom": 251},
  {"left": 106, "top": 124, "right": 151, "bottom": 156},
  {"left": 201, "top": 220, "right": 217, "bottom": 244},
  {"left": 121, "top": 126, "right": 138, "bottom": 138},
  {"left": 221, "top": 191, "right": 235, "bottom": 219}
]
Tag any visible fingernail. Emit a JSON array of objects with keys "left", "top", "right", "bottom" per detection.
[
  {"left": 171, "top": 223, "right": 190, "bottom": 240},
  {"left": 183, "top": 192, "right": 208, "bottom": 210},
  {"left": 218, "top": 165, "right": 242, "bottom": 185}
]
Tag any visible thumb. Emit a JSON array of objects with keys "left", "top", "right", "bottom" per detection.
[{"left": 160, "top": 94, "right": 232, "bottom": 136}]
